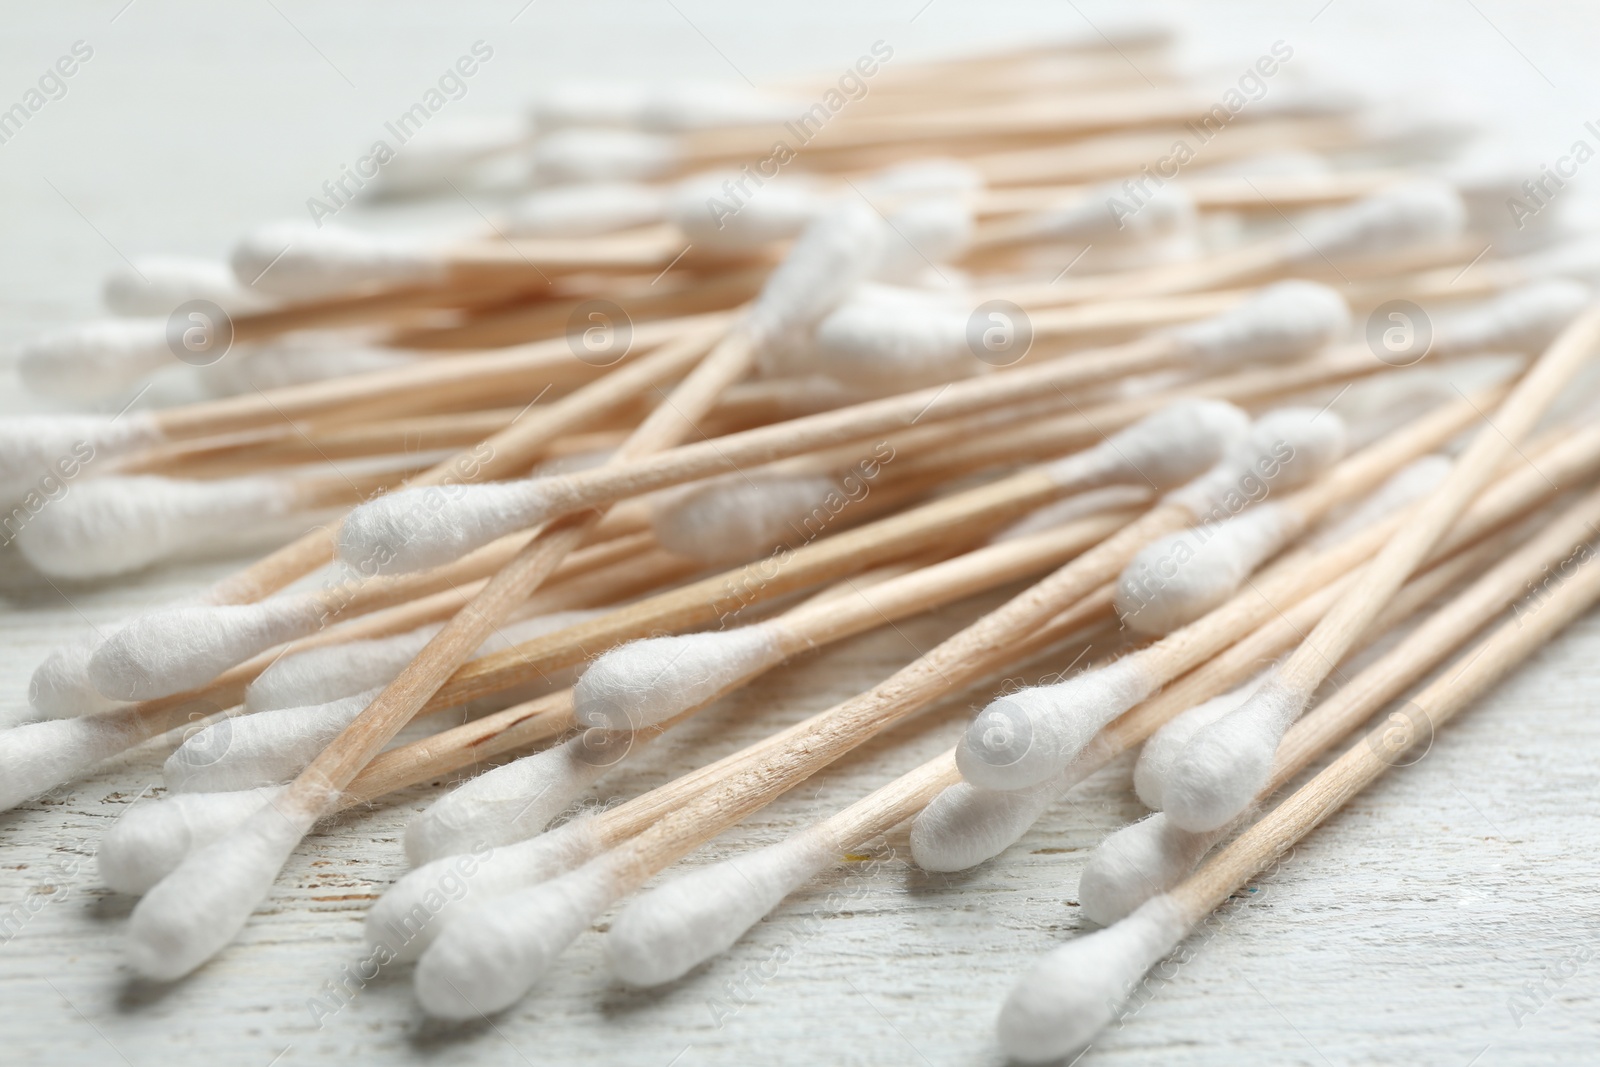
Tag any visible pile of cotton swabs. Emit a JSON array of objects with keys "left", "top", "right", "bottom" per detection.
[{"left": 6, "top": 24, "right": 1600, "bottom": 1062}]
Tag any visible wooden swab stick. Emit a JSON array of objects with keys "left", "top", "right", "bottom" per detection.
[
  {"left": 618, "top": 516, "right": 1513, "bottom": 962},
  {"left": 401, "top": 409, "right": 1345, "bottom": 1009},
  {"left": 909, "top": 420, "right": 1600, "bottom": 870},
  {"left": 952, "top": 384, "right": 1509, "bottom": 789},
  {"left": 120, "top": 309, "right": 752, "bottom": 978},
  {"left": 375, "top": 506, "right": 1141, "bottom": 857},
  {"left": 1159, "top": 302, "right": 1600, "bottom": 834},
  {"left": 997, "top": 510, "right": 1600, "bottom": 1063},
  {"left": 342, "top": 330, "right": 1411, "bottom": 569},
  {"left": 402, "top": 482, "right": 1178, "bottom": 1013},
  {"left": 77, "top": 328, "right": 722, "bottom": 703},
  {"left": 333, "top": 511, "right": 1133, "bottom": 815},
  {"left": 600, "top": 515, "right": 1519, "bottom": 984}
]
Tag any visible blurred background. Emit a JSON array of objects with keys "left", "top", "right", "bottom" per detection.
[{"left": 4, "top": 0, "right": 1599, "bottom": 344}]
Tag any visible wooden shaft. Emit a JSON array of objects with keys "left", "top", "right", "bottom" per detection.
[
  {"left": 1170, "top": 514, "right": 1600, "bottom": 924},
  {"left": 584, "top": 504, "right": 1192, "bottom": 886},
  {"left": 200, "top": 324, "right": 714, "bottom": 606},
  {"left": 513, "top": 342, "right": 1395, "bottom": 528},
  {"left": 339, "top": 512, "right": 1134, "bottom": 808},
  {"left": 1272, "top": 485, "right": 1600, "bottom": 784},
  {"left": 1076, "top": 425, "right": 1600, "bottom": 777},
  {"left": 279, "top": 325, "right": 755, "bottom": 819},
  {"left": 1275, "top": 304, "right": 1600, "bottom": 699},
  {"left": 1283, "top": 383, "right": 1509, "bottom": 521}
]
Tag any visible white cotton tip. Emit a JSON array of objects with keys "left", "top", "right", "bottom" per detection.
[
  {"left": 0, "top": 413, "right": 164, "bottom": 503},
  {"left": 1444, "top": 153, "right": 1568, "bottom": 251},
  {"left": 608, "top": 828, "right": 835, "bottom": 986},
  {"left": 747, "top": 201, "right": 889, "bottom": 356},
  {"left": 1162, "top": 678, "right": 1302, "bottom": 833},
  {"left": 956, "top": 659, "right": 1158, "bottom": 791},
  {"left": 1514, "top": 236, "right": 1600, "bottom": 287},
  {"left": 126, "top": 800, "right": 315, "bottom": 980},
  {"left": 195, "top": 339, "right": 420, "bottom": 397},
  {"left": 1290, "top": 179, "right": 1465, "bottom": 264},
  {"left": 16, "top": 319, "right": 172, "bottom": 401},
  {"left": 667, "top": 173, "right": 825, "bottom": 251},
  {"left": 805, "top": 286, "right": 973, "bottom": 392},
  {"left": 370, "top": 115, "right": 531, "bottom": 195},
  {"left": 505, "top": 182, "right": 668, "bottom": 237},
  {"left": 404, "top": 734, "right": 620, "bottom": 865},
  {"left": 87, "top": 596, "right": 325, "bottom": 702},
  {"left": 1034, "top": 181, "right": 1195, "bottom": 244},
  {"left": 15, "top": 474, "right": 298, "bottom": 580},
  {"left": 1078, "top": 814, "right": 1222, "bottom": 927},
  {"left": 163, "top": 689, "right": 377, "bottom": 793},
  {"left": 997, "top": 895, "right": 1190, "bottom": 1063},
  {"left": 1165, "top": 281, "right": 1349, "bottom": 366},
  {"left": 1042, "top": 398, "right": 1252, "bottom": 495},
  {"left": 103, "top": 256, "right": 270, "bottom": 316},
  {"left": 244, "top": 610, "right": 594, "bottom": 714},
  {"left": 336, "top": 481, "right": 549, "bottom": 575},
  {"left": 415, "top": 857, "right": 616, "bottom": 1018},
  {"left": 1114, "top": 502, "right": 1301, "bottom": 635},
  {"left": 909, "top": 778, "right": 1061, "bottom": 872},
  {"left": 859, "top": 159, "right": 986, "bottom": 198},
  {"left": 366, "top": 818, "right": 601, "bottom": 963},
  {"left": 98, "top": 786, "right": 282, "bottom": 895},
  {"left": 528, "top": 129, "right": 679, "bottom": 184},
  {"left": 874, "top": 197, "right": 975, "bottom": 284},
  {"left": 0, "top": 715, "right": 143, "bottom": 812},
  {"left": 1437, "top": 280, "right": 1592, "bottom": 356},
  {"left": 1165, "top": 406, "right": 1348, "bottom": 521},
  {"left": 229, "top": 222, "right": 446, "bottom": 300},
  {"left": 572, "top": 621, "right": 786, "bottom": 732},
  {"left": 651, "top": 469, "right": 850, "bottom": 564},
  {"left": 991, "top": 485, "right": 1152, "bottom": 543},
  {"left": 1309, "top": 453, "right": 1451, "bottom": 550},
  {"left": 30, "top": 634, "right": 125, "bottom": 719},
  {"left": 1133, "top": 679, "right": 1264, "bottom": 810}
]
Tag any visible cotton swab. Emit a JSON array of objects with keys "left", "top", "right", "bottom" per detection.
[
  {"left": 997, "top": 517, "right": 1600, "bottom": 1063},
  {"left": 13, "top": 467, "right": 407, "bottom": 580},
  {"left": 1087, "top": 485, "right": 1600, "bottom": 924},
  {"left": 1160, "top": 302, "right": 1600, "bottom": 834},
  {"left": 401, "top": 409, "right": 1347, "bottom": 1016},
  {"left": 952, "top": 389, "right": 1499, "bottom": 790},
  {"left": 337, "top": 288, "right": 1374, "bottom": 578},
  {"left": 164, "top": 620, "right": 596, "bottom": 794},
  {"left": 121, "top": 196, "right": 902, "bottom": 978},
  {"left": 102, "top": 256, "right": 273, "bottom": 316},
  {"left": 789, "top": 277, "right": 1348, "bottom": 395},
  {"left": 242, "top": 609, "right": 599, "bottom": 714},
  {"left": 106, "top": 400, "right": 1240, "bottom": 879},
  {"left": 1, "top": 310, "right": 728, "bottom": 505},
  {"left": 909, "top": 420, "right": 1600, "bottom": 871},
  {"left": 120, "top": 311, "right": 750, "bottom": 980},
  {"left": 65, "top": 326, "right": 716, "bottom": 706},
  {"left": 399, "top": 506, "right": 1139, "bottom": 866},
  {"left": 605, "top": 755, "right": 961, "bottom": 986}
]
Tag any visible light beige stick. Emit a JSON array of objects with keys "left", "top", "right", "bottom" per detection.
[
  {"left": 411, "top": 340, "right": 1402, "bottom": 545},
  {"left": 996, "top": 504, "right": 1600, "bottom": 1063},
  {"left": 85, "top": 328, "right": 723, "bottom": 704},
  {"left": 121, "top": 311, "right": 753, "bottom": 979},
  {"left": 1159, "top": 302, "right": 1600, "bottom": 834},
  {"left": 345, "top": 506, "right": 1138, "bottom": 806}
]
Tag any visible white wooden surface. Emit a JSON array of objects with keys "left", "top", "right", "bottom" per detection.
[{"left": 3, "top": 3, "right": 1600, "bottom": 1064}]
